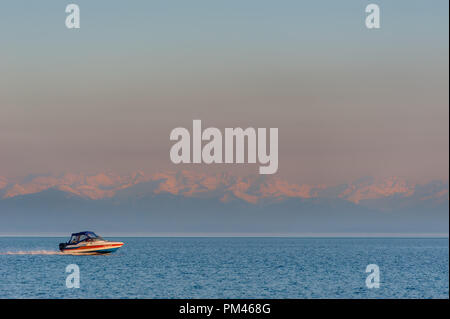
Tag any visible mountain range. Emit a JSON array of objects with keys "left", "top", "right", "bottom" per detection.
[{"left": 0, "top": 171, "right": 448, "bottom": 235}]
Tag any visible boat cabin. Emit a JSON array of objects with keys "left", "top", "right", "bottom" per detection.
[{"left": 68, "top": 231, "right": 103, "bottom": 244}]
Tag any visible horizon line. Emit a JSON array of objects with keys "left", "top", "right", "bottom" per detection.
[{"left": 0, "top": 232, "right": 448, "bottom": 238}]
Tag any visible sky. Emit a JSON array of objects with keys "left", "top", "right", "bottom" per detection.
[{"left": 0, "top": 0, "right": 448, "bottom": 184}]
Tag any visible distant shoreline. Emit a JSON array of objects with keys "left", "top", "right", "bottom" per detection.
[{"left": 0, "top": 233, "right": 448, "bottom": 238}]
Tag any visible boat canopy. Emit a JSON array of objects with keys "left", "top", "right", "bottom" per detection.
[
  {"left": 72, "top": 231, "right": 99, "bottom": 237},
  {"left": 68, "top": 231, "right": 102, "bottom": 244}
]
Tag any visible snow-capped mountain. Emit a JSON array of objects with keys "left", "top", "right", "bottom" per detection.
[
  {"left": 0, "top": 171, "right": 447, "bottom": 205},
  {"left": 0, "top": 171, "right": 447, "bottom": 235}
]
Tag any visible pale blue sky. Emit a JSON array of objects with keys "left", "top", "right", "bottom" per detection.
[{"left": 0, "top": 1, "right": 448, "bottom": 183}]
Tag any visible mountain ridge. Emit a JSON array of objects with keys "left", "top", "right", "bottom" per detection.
[
  {"left": 0, "top": 173, "right": 447, "bottom": 234},
  {"left": 0, "top": 171, "right": 447, "bottom": 206}
]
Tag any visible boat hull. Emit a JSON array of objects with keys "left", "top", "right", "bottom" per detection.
[{"left": 60, "top": 241, "right": 124, "bottom": 255}]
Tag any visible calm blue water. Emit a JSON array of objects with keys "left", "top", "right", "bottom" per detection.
[{"left": 0, "top": 237, "right": 448, "bottom": 298}]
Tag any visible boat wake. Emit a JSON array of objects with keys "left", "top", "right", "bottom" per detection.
[{"left": 0, "top": 250, "right": 64, "bottom": 255}]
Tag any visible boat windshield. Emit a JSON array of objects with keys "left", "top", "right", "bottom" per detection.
[{"left": 68, "top": 232, "right": 103, "bottom": 244}]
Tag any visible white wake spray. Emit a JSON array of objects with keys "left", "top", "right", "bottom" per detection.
[{"left": 0, "top": 250, "right": 64, "bottom": 255}]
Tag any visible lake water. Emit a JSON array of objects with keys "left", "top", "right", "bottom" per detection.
[{"left": 0, "top": 237, "right": 448, "bottom": 298}]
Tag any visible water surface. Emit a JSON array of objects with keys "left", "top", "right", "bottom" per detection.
[{"left": 0, "top": 237, "right": 448, "bottom": 298}]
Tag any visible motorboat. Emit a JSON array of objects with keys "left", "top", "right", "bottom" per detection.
[{"left": 59, "top": 231, "right": 124, "bottom": 255}]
